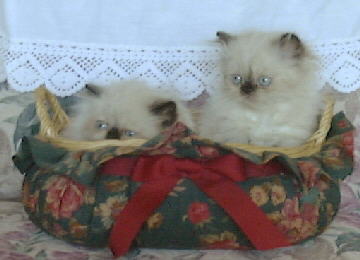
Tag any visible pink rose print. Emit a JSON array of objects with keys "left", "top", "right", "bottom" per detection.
[
  {"left": 277, "top": 198, "right": 320, "bottom": 242},
  {"left": 342, "top": 131, "right": 354, "bottom": 157},
  {"left": 297, "top": 161, "right": 320, "bottom": 188},
  {"left": 45, "top": 176, "right": 85, "bottom": 219},
  {"left": 337, "top": 120, "right": 348, "bottom": 129},
  {"left": 197, "top": 146, "right": 220, "bottom": 159},
  {"left": 187, "top": 202, "right": 211, "bottom": 225}
]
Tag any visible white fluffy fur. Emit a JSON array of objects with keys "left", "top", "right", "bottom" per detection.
[
  {"left": 199, "top": 31, "right": 322, "bottom": 147},
  {"left": 62, "top": 80, "right": 194, "bottom": 141}
]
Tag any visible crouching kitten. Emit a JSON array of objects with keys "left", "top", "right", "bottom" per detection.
[{"left": 62, "top": 80, "right": 194, "bottom": 141}]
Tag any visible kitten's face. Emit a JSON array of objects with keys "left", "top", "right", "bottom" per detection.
[
  {"left": 218, "top": 31, "right": 318, "bottom": 105},
  {"left": 77, "top": 114, "right": 140, "bottom": 141},
  {"left": 63, "top": 82, "right": 178, "bottom": 141},
  {"left": 78, "top": 99, "right": 176, "bottom": 141}
]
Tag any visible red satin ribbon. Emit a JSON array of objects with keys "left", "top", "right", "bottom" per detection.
[{"left": 101, "top": 154, "right": 291, "bottom": 257}]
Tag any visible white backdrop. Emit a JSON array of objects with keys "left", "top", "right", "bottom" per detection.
[
  {"left": 2, "top": 0, "right": 360, "bottom": 45},
  {"left": 1, "top": 0, "right": 360, "bottom": 97}
]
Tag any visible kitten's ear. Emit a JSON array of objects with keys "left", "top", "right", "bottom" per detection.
[
  {"left": 216, "top": 31, "right": 234, "bottom": 45},
  {"left": 278, "top": 33, "right": 305, "bottom": 58},
  {"left": 85, "top": 84, "right": 103, "bottom": 96},
  {"left": 150, "top": 100, "right": 177, "bottom": 128}
]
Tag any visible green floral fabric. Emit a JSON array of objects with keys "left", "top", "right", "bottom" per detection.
[{"left": 13, "top": 112, "right": 354, "bottom": 252}]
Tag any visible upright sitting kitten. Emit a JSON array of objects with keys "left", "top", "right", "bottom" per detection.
[
  {"left": 62, "top": 80, "right": 194, "bottom": 141},
  {"left": 199, "top": 31, "right": 322, "bottom": 147}
]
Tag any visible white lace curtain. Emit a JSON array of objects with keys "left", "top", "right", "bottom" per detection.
[{"left": 1, "top": 0, "right": 360, "bottom": 99}]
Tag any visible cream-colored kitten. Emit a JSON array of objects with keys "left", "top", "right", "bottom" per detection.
[
  {"left": 199, "top": 31, "right": 322, "bottom": 147},
  {"left": 62, "top": 80, "right": 194, "bottom": 141}
]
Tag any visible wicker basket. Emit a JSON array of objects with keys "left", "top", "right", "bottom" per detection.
[{"left": 34, "top": 86, "right": 334, "bottom": 158}]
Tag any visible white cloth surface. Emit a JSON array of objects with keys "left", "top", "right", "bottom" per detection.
[
  {"left": 1, "top": 0, "right": 360, "bottom": 46},
  {"left": 1, "top": 0, "right": 360, "bottom": 97}
]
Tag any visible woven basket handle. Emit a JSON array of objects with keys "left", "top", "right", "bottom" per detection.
[
  {"left": 35, "top": 86, "right": 69, "bottom": 137},
  {"left": 306, "top": 96, "right": 334, "bottom": 145}
]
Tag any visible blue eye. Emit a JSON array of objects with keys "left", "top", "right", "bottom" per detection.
[
  {"left": 258, "top": 76, "right": 272, "bottom": 86},
  {"left": 124, "top": 130, "right": 136, "bottom": 137},
  {"left": 96, "top": 120, "right": 108, "bottom": 129},
  {"left": 230, "top": 74, "right": 243, "bottom": 85}
]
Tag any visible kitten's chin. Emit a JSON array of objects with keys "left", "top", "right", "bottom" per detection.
[
  {"left": 222, "top": 85, "right": 258, "bottom": 105},
  {"left": 234, "top": 92, "right": 259, "bottom": 107}
]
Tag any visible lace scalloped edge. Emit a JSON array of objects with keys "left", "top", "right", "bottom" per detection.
[{"left": 1, "top": 35, "right": 360, "bottom": 98}]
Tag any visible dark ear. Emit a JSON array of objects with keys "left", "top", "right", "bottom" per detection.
[
  {"left": 278, "top": 33, "right": 305, "bottom": 58},
  {"left": 85, "top": 84, "right": 102, "bottom": 96},
  {"left": 216, "top": 31, "right": 234, "bottom": 45},
  {"left": 150, "top": 100, "right": 177, "bottom": 128}
]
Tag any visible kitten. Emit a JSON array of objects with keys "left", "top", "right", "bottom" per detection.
[
  {"left": 62, "top": 80, "right": 194, "bottom": 141},
  {"left": 198, "top": 31, "right": 322, "bottom": 147}
]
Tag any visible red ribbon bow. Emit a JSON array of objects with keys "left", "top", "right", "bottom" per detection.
[{"left": 101, "top": 153, "right": 291, "bottom": 257}]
